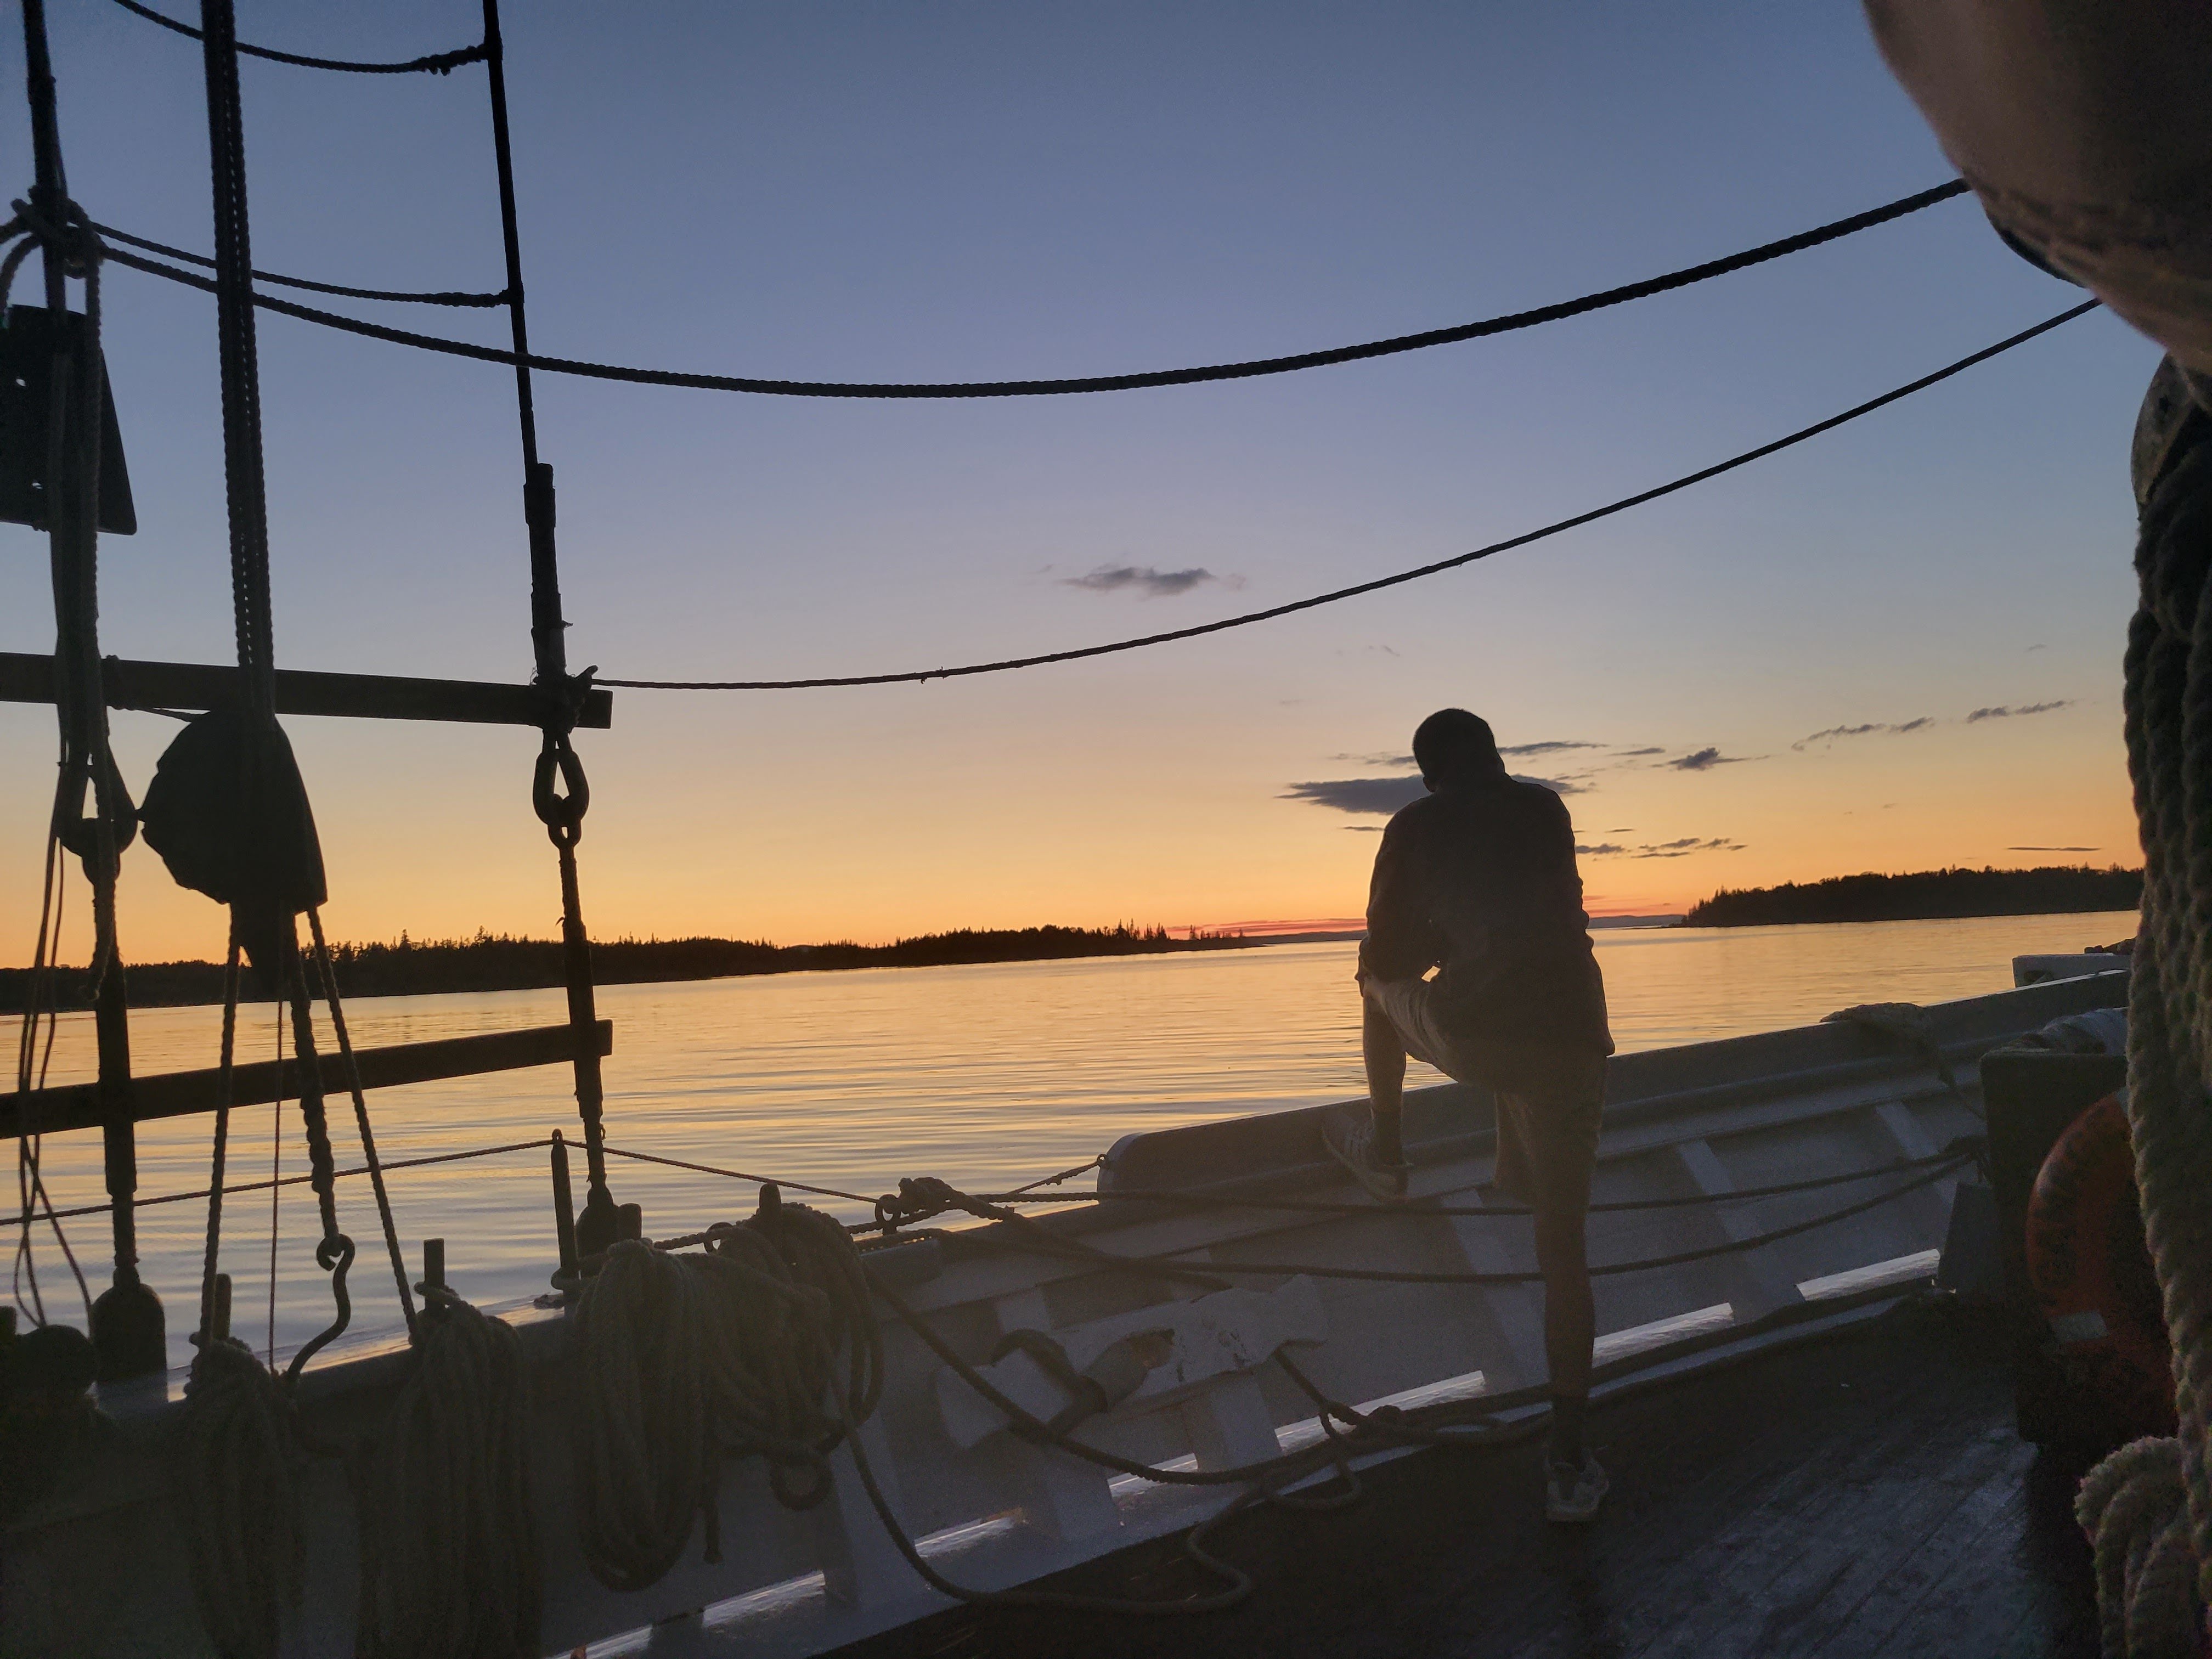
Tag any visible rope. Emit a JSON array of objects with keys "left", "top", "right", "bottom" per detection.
[
  {"left": 91, "top": 222, "right": 504, "bottom": 307},
  {"left": 599, "top": 1142, "right": 877, "bottom": 1205},
  {"left": 16, "top": 0, "right": 156, "bottom": 1370},
  {"left": 11, "top": 805, "right": 90, "bottom": 1327},
  {"left": 2084, "top": 357, "right": 2212, "bottom": 1654},
  {"left": 194, "top": 927, "right": 241, "bottom": 1341},
  {"left": 882, "top": 1152, "right": 1974, "bottom": 1288},
  {"left": 2080, "top": 1439, "right": 2201, "bottom": 1659},
  {"left": 306, "top": 907, "right": 416, "bottom": 1344},
  {"left": 106, "top": 0, "right": 488, "bottom": 75},
  {"left": 103, "top": 181, "right": 1971, "bottom": 399},
  {"left": 351, "top": 1288, "right": 539, "bottom": 1659},
  {"left": 973, "top": 1143, "right": 1978, "bottom": 1219},
  {"left": 178, "top": 1336, "right": 306, "bottom": 1659},
  {"left": 566, "top": 1197, "right": 881, "bottom": 1592},
  {"left": 590, "top": 301, "right": 2099, "bottom": 691},
  {"left": 0, "top": 1138, "right": 556, "bottom": 1231},
  {"left": 466, "top": 0, "right": 621, "bottom": 1240}
]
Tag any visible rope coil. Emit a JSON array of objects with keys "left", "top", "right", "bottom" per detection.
[
  {"left": 567, "top": 1194, "right": 882, "bottom": 1591},
  {"left": 351, "top": 1289, "right": 539, "bottom": 1659}
]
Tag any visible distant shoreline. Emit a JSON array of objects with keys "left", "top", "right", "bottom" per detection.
[
  {"left": 1, "top": 923, "right": 1347, "bottom": 1013},
  {"left": 1678, "top": 865, "right": 2141, "bottom": 930}
]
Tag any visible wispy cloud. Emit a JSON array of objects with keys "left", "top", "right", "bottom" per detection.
[
  {"left": 1282, "top": 777, "right": 1426, "bottom": 815},
  {"left": 1499, "top": 740, "right": 1602, "bottom": 757},
  {"left": 1966, "top": 700, "right": 2072, "bottom": 723},
  {"left": 1063, "top": 564, "right": 1224, "bottom": 598},
  {"left": 1331, "top": 751, "right": 1415, "bottom": 769},
  {"left": 1285, "top": 770, "right": 1588, "bottom": 814},
  {"left": 1578, "top": 837, "right": 1744, "bottom": 859},
  {"left": 1612, "top": 747, "right": 1664, "bottom": 758},
  {"left": 1793, "top": 718, "right": 1934, "bottom": 751},
  {"left": 2010, "top": 844, "right": 2101, "bottom": 852},
  {"left": 1660, "top": 748, "right": 1759, "bottom": 772}
]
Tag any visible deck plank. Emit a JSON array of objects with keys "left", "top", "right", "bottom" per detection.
[{"left": 827, "top": 1304, "right": 2096, "bottom": 1659}]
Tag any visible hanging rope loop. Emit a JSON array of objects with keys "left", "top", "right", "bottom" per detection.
[{"left": 532, "top": 729, "right": 589, "bottom": 845}]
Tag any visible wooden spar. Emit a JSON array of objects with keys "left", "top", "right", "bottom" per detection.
[
  {"left": 0, "top": 1019, "right": 612, "bottom": 1138},
  {"left": 0, "top": 651, "right": 614, "bottom": 730}
]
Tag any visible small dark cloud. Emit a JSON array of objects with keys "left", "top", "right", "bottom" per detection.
[
  {"left": 2010, "top": 844, "right": 2100, "bottom": 852},
  {"left": 1793, "top": 718, "right": 1934, "bottom": 751},
  {"left": 1345, "top": 825, "right": 1383, "bottom": 833},
  {"left": 1577, "top": 836, "right": 1744, "bottom": 860},
  {"left": 2027, "top": 644, "right": 2048, "bottom": 652},
  {"left": 1283, "top": 777, "right": 1426, "bottom": 815},
  {"left": 1064, "top": 564, "right": 1223, "bottom": 598},
  {"left": 1661, "top": 748, "right": 1758, "bottom": 772},
  {"left": 1966, "top": 699, "right": 2072, "bottom": 723},
  {"left": 1331, "top": 751, "right": 1415, "bottom": 769},
  {"left": 1286, "top": 770, "right": 1588, "bottom": 813},
  {"left": 1499, "top": 740, "right": 1602, "bottom": 757},
  {"left": 1612, "top": 747, "right": 1664, "bottom": 758}
]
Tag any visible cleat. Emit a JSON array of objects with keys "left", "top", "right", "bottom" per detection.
[{"left": 1545, "top": 1455, "right": 1608, "bottom": 1523}]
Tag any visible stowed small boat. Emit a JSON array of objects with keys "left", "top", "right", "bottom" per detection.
[{"left": 1, "top": 961, "right": 2125, "bottom": 1656}]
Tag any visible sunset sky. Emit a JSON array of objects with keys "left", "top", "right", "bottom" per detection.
[{"left": 0, "top": 2, "right": 2155, "bottom": 966}]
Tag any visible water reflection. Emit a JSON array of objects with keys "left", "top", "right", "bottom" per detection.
[{"left": 12, "top": 910, "right": 2130, "bottom": 1369}]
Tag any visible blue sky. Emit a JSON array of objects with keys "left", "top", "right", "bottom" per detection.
[{"left": 1, "top": 2, "right": 2155, "bottom": 960}]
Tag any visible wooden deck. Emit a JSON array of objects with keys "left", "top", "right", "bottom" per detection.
[{"left": 830, "top": 1304, "right": 2099, "bottom": 1659}]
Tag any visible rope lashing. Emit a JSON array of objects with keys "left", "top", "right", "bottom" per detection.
[
  {"left": 567, "top": 1190, "right": 882, "bottom": 1592},
  {"left": 103, "top": 180, "right": 1973, "bottom": 399},
  {"left": 91, "top": 222, "right": 505, "bottom": 307},
  {"left": 13, "top": 0, "right": 162, "bottom": 1383},
  {"left": 2081, "top": 353, "right": 2212, "bottom": 1656},
  {"left": 106, "top": 0, "right": 488, "bottom": 75},
  {"left": 351, "top": 1281, "right": 539, "bottom": 1659},
  {"left": 590, "top": 301, "right": 2100, "bottom": 692}
]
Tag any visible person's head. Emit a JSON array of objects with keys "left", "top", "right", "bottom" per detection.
[{"left": 1412, "top": 708, "right": 1505, "bottom": 788}]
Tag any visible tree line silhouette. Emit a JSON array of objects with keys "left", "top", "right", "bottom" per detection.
[
  {"left": 1679, "top": 864, "right": 2142, "bottom": 928},
  {"left": 0, "top": 923, "right": 1254, "bottom": 1012}
]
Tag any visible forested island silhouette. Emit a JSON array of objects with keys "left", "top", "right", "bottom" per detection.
[
  {"left": 1679, "top": 864, "right": 2141, "bottom": 928},
  {"left": 0, "top": 923, "right": 1268, "bottom": 1012}
]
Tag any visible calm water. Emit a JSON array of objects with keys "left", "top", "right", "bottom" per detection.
[{"left": 12, "top": 910, "right": 2132, "bottom": 1370}]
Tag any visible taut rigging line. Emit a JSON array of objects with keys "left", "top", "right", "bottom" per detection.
[
  {"left": 597, "top": 299, "right": 2101, "bottom": 692},
  {"left": 100, "top": 182, "right": 1971, "bottom": 399}
]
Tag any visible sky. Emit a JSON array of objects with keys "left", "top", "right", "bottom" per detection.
[{"left": 0, "top": 2, "right": 2160, "bottom": 965}]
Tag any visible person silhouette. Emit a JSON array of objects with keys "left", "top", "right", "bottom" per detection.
[{"left": 1321, "top": 708, "right": 1614, "bottom": 1521}]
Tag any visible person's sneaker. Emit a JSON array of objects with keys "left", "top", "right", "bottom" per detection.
[
  {"left": 1545, "top": 1455, "right": 1607, "bottom": 1523},
  {"left": 1320, "top": 1107, "right": 1409, "bottom": 1203}
]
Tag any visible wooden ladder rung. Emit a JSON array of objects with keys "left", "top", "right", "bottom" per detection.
[
  {"left": 0, "top": 1019, "right": 612, "bottom": 1138},
  {"left": 0, "top": 651, "right": 613, "bottom": 730}
]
